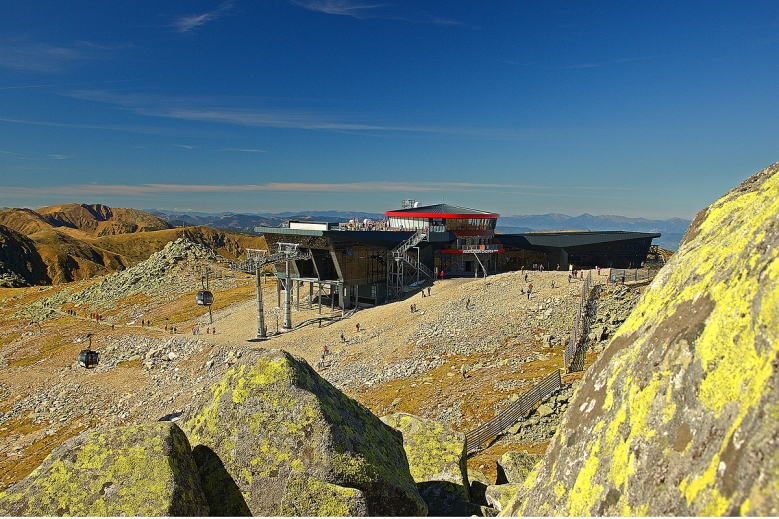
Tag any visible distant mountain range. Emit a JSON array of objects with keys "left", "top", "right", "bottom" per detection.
[{"left": 150, "top": 209, "right": 690, "bottom": 251}]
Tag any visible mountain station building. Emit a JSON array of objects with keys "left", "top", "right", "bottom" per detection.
[{"left": 255, "top": 200, "right": 660, "bottom": 308}]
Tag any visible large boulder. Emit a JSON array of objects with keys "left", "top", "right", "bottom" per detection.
[
  {"left": 495, "top": 451, "right": 541, "bottom": 485},
  {"left": 503, "top": 162, "right": 779, "bottom": 516},
  {"left": 381, "top": 412, "right": 471, "bottom": 515},
  {"left": 0, "top": 422, "right": 208, "bottom": 516},
  {"left": 182, "top": 349, "right": 426, "bottom": 516}
]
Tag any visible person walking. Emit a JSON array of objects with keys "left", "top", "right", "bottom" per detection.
[
  {"left": 340, "top": 332, "right": 345, "bottom": 343},
  {"left": 527, "top": 283, "right": 533, "bottom": 299},
  {"left": 323, "top": 344, "right": 329, "bottom": 356},
  {"left": 355, "top": 323, "right": 360, "bottom": 333},
  {"left": 427, "top": 286, "right": 431, "bottom": 297}
]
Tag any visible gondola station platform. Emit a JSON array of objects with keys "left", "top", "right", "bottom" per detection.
[{"left": 254, "top": 200, "right": 660, "bottom": 307}]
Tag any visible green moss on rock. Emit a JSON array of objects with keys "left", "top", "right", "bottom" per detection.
[
  {"left": 501, "top": 163, "right": 779, "bottom": 516},
  {"left": 0, "top": 422, "right": 208, "bottom": 516},
  {"left": 182, "top": 348, "right": 426, "bottom": 516}
]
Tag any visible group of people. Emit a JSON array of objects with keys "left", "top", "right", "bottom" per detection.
[{"left": 191, "top": 326, "right": 215, "bottom": 335}]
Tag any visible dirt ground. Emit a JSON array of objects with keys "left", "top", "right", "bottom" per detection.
[{"left": 0, "top": 266, "right": 610, "bottom": 488}]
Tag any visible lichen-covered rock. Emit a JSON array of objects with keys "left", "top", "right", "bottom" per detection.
[
  {"left": 0, "top": 422, "right": 208, "bottom": 516},
  {"left": 495, "top": 451, "right": 541, "bottom": 485},
  {"left": 182, "top": 349, "right": 427, "bottom": 516},
  {"left": 486, "top": 484, "right": 521, "bottom": 512},
  {"left": 503, "top": 162, "right": 779, "bottom": 516},
  {"left": 381, "top": 411, "right": 471, "bottom": 516},
  {"left": 468, "top": 469, "right": 492, "bottom": 505}
]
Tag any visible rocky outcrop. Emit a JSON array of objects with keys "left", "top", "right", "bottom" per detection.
[
  {"left": 182, "top": 349, "right": 427, "bottom": 516},
  {"left": 503, "top": 162, "right": 779, "bottom": 516},
  {"left": 0, "top": 422, "right": 208, "bottom": 516},
  {"left": 0, "top": 224, "right": 50, "bottom": 287},
  {"left": 381, "top": 412, "right": 472, "bottom": 515},
  {"left": 496, "top": 451, "right": 541, "bottom": 485}
]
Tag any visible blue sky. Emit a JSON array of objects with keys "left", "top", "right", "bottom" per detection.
[{"left": 0, "top": 1, "right": 777, "bottom": 219}]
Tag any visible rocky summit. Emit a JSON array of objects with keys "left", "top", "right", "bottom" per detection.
[
  {"left": 502, "top": 162, "right": 779, "bottom": 516},
  {"left": 181, "top": 348, "right": 427, "bottom": 517}
]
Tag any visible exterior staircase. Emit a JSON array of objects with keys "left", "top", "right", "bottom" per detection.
[{"left": 387, "top": 230, "right": 434, "bottom": 301}]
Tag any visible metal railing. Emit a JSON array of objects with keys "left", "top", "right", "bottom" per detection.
[
  {"left": 607, "top": 268, "right": 658, "bottom": 284},
  {"left": 565, "top": 271, "right": 598, "bottom": 372},
  {"left": 465, "top": 370, "right": 562, "bottom": 454}
]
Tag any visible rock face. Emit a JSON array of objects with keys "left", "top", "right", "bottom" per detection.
[
  {"left": 382, "top": 412, "right": 472, "bottom": 515},
  {"left": 504, "top": 162, "right": 779, "bottom": 516},
  {"left": 496, "top": 451, "right": 541, "bottom": 485},
  {"left": 0, "top": 422, "right": 208, "bottom": 516},
  {"left": 0, "top": 224, "right": 49, "bottom": 287},
  {"left": 182, "top": 349, "right": 427, "bottom": 517}
]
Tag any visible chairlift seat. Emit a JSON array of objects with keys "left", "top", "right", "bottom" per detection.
[
  {"left": 196, "top": 290, "right": 214, "bottom": 306},
  {"left": 78, "top": 349, "right": 100, "bottom": 369}
]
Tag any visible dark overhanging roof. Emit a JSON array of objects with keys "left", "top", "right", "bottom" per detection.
[
  {"left": 497, "top": 231, "right": 661, "bottom": 249},
  {"left": 385, "top": 203, "right": 499, "bottom": 219}
]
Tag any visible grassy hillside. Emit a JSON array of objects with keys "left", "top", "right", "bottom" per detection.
[
  {"left": 92, "top": 227, "right": 268, "bottom": 264},
  {"left": 35, "top": 203, "right": 172, "bottom": 237},
  {"left": 0, "top": 204, "right": 267, "bottom": 286}
]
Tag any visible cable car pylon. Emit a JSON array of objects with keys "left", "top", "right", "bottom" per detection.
[{"left": 233, "top": 244, "right": 311, "bottom": 339}]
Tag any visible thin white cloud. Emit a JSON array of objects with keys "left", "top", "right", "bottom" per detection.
[
  {"left": 221, "top": 148, "right": 266, "bottom": 153},
  {"left": 290, "top": 0, "right": 460, "bottom": 24},
  {"left": 291, "top": 0, "right": 388, "bottom": 18},
  {"left": 0, "top": 41, "right": 108, "bottom": 73},
  {"left": 0, "top": 182, "right": 677, "bottom": 199},
  {"left": 50, "top": 154, "right": 67, "bottom": 160},
  {"left": 174, "top": 2, "right": 234, "bottom": 33},
  {"left": 174, "top": 144, "right": 195, "bottom": 150},
  {"left": 62, "top": 90, "right": 545, "bottom": 139}
]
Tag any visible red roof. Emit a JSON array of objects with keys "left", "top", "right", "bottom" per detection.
[{"left": 386, "top": 203, "right": 499, "bottom": 219}]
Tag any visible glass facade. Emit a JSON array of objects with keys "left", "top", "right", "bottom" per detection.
[
  {"left": 388, "top": 216, "right": 428, "bottom": 230},
  {"left": 388, "top": 216, "right": 497, "bottom": 231},
  {"left": 445, "top": 218, "right": 497, "bottom": 231}
]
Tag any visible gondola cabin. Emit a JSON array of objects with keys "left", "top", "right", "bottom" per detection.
[
  {"left": 196, "top": 290, "right": 214, "bottom": 306},
  {"left": 78, "top": 348, "right": 100, "bottom": 369}
]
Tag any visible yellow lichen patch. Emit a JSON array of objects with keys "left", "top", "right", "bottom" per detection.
[{"left": 567, "top": 441, "right": 604, "bottom": 515}]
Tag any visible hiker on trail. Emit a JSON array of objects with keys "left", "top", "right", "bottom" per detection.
[
  {"left": 421, "top": 290, "right": 425, "bottom": 298},
  {"left": 355, "top": 323, "right": 360, "bottom": 333},
  {"left": 165, "top": 324, "right": 168, "bottom": 331},
  {"left": 551, "top": 280, "right": 555, "bottom": 289},
  {"left": 465, "top": 298, "right": 470, "bottom": 310},
  {"left": 557, "top": 264, "right": 560, "bottom": 270},
  {"left": 524, "top": 273, "right": 528, "bottom": 282},
  {"left": 212, "top": 327, "right": 216, "bottom": 335},
  {"left": 323, "top": 344, "right": 329, "bottom": 356},
  {"left": 410, "top": 304, "right": 414, "bottom": 313},
  {"left": 461, "top": 364, "right": 467, "bottom": 379},
  {"left": 527, "top": 283, "right": 533, "bottom": 299},
  {"left": 580, "top": 271, "right": 584, "bottom": 280},
  {"left": 597, "top": 266, "right": 601, "bottom": 276},
  {"left": 427, "top": 286, "right": 431, "bottom": 297},
  {"left": 340, "top": 332, "right": 345, "bottom": 343},
  {"left": 568, "top": 273, "right": 572, "bottom": 283},
  {"left": 206, "top": 327, "right": 210, "bottom": 334}
]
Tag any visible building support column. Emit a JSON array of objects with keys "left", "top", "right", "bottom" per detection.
[{"left": 255, "top": 267, "right": 266, "bottom": 339}]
